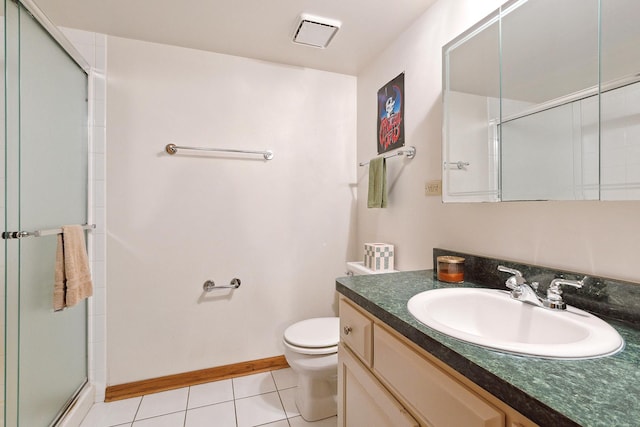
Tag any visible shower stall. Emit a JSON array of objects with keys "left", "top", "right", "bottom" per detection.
[{"left": 3, "top": 0, "right": 93, "bottom": 425}]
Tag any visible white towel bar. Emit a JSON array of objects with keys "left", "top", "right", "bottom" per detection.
[
  {"left": 2, "top": 224, "right": 96, "bottom": 240},
  {"left": 165, "top": 143, "right": 274, "bottom": 160},
  {"left": 359, "top": 146, "right": 416, "bottom": 167}
]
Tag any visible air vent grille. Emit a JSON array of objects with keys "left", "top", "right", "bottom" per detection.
[{"left": 293, "top": 15, "right": 340, "bottom": 48}]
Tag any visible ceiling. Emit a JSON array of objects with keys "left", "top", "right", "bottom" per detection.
[{"left": 35, "top": 0, "right": 438, "bottom": 76}]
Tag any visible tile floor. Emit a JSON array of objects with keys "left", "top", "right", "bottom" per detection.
[{"left": 79, "top": 368, "right": 337, "bottom": 427}]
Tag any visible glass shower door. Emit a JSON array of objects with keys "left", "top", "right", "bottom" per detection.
[
  {"left": 1, "top": 6, "right": 5, "bottom": 426},
  {"left": 4, "top": 1, "right": 89, "bottom": 425}
]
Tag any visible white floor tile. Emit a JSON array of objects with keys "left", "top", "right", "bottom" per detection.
[
  {"left": 136, "top": 388, "right": 189, "bottom": 420},
  {"left": 277, "top": 387, "right": 300, "bottom": 418},
  {"left": 289, "top": 415, "right": 337, "bottom": 426},
  {"left": 233, "top": 372, "right": 277, "bottom": 399},
  {"left": 271, "top": 367, "right": 298, "bottom": 390},
  {"left": 79, "top": 397, "right": 141, "bottom": 427},
  {"left": 132, "top": 412, "right": 185, "bottom": 427},
  {"left": 235, "top": 391, "right": 287, "bottom": 427},
  {"left": 259, "top": 420, "right": 290, "bottom": 427},
  {"left": 188, "top": 379, "right": 234, "bottom": 409},
  {"left": 83, "top": 369, "right": 337, "bottom": 427},
  {"left": 185, "top": 401, "right": 236, "bottom": 427}
]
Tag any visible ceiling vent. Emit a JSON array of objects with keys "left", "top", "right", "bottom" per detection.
[{"left": 292, "top": 14, "right": 341, "bottom": 49}]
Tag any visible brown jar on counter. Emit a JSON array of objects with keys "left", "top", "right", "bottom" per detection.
[{"left": 437, "top": 256, "right": 465, "bottom": 283}]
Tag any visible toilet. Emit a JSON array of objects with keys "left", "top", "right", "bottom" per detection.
[
  {"left": 282, "top": 262, "right": 396, "bottom": 421},
  {"left": 283, "top": 317, "right": 340, "bottom": 421}
]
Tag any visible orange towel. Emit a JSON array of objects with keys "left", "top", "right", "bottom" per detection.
[{"left": 53, "top": 225, "right": 93, "bottom": 311}]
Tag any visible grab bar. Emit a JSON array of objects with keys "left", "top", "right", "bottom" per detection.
[
  {"left": 165, "top": 143, "right": 274, "bottom": 160},
  {"left": 359, "top": 146, "right": 416, "bottom": 167},
  {"left": 203, "top": 278, "right": 241, "bottom": 291},
  {"left": 444, "top": 161, "right": 470, "bottom": 170},
  {"left": 2, "top": 224, "right": 96, "bottom": 240}
]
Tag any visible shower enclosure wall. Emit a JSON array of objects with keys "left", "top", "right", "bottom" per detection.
[{"left": 3, "top": 0, "right": 93, "bottom": 425}]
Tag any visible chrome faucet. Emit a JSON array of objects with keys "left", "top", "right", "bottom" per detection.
[
  {"left": 497, "top": 265, "right": 585, "bottom": 310},
  {"left": 497, "top": 265, "right": 543, "bottom": 307}
]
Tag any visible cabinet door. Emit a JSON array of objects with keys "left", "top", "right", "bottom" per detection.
[
  {"left": 339, "top": 298, "right": 373, "bottom": 366},
  {"left": 338, "top": 344, "right": 418, "bottom": 427},
  {"left": 373, "top": 325, "right": 504, "bottom": 427}
]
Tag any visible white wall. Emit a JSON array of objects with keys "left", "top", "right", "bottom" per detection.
[
  {"left": 357, "top": 0, "right": 640, "bottom": 283},
  {"left": 106, "top": 37, "right": 356, "bottom": 384}
]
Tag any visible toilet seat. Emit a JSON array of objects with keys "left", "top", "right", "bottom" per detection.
[
  {"left": 284, "top": 317, "right": 339, "bottom": 355},
  {"left": 284, "top": 340, "right": 337, "bottom": 355}
]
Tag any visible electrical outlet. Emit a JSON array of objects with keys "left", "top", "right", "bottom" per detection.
[{"left": 425, "top": 180, "right": 442, "bottom": 196}]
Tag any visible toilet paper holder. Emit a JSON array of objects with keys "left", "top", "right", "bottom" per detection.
[{"left": 203, "top": 278, "right": 241, "bottom": 292}]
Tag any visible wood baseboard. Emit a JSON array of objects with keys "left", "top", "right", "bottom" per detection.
[{"left": 105, "top": 355, "right": 289, "bottom": 402}]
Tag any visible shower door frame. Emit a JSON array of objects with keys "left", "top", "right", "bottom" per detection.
[{"left": 4, "top": 0, "right": 94, "bottom": 425}]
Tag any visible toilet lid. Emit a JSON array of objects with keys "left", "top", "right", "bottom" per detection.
[{"left": 284, "top": 317, "right": 340, "bottom": 348}]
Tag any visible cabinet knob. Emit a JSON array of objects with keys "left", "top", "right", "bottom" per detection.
[{"left": 343, "top": 326, "right": 353, "bottom": 335}]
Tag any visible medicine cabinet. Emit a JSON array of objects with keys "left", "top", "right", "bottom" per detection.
[{"left": 442, "top": 0, "right": 640, "bottom": 202}]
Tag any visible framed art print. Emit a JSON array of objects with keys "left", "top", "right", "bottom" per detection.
[{"left": 377, "top": 72, "right": 405, "bottom": 154}]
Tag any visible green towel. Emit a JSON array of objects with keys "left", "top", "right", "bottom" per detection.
[{"left": 367, "top": 157, "right": 387, "bottom": 208}]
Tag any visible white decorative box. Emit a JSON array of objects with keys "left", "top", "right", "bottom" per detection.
[{"left": 364, "top": 243, "right": 394, "bottom": 271}]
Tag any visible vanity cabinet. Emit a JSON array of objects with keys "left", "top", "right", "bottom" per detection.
[{"left": 338, "top": 297, "right": 538, "bottom": 427}]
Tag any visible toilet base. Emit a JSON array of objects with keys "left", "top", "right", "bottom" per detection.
[{"left": 295, "top": 373, "right": 337, "bottom": 422}]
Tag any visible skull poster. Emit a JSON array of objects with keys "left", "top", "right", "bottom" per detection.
[{"left": 377, "top": 72, "right": 405, "bottom": 154}]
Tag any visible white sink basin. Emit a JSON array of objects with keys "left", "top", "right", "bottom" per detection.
[{"left": 407, "top": 288, "right": 624, "bottom": 359}]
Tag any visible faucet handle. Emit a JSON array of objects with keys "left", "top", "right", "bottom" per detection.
[
  {"left": 548, "top": 277, "right": 584, "bottom": 294},
  {"left": 497, "top": 265, "right": 526, "bottom": 288},
  {"left": 544, "top": 277, "right": 585, "bottom": 309}
]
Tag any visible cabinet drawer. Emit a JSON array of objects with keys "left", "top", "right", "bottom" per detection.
[
  {"left": 339, "top": 298, "right": 373, "bottom": 366},
  {"left": 373, "top": 324, "right": 504, "bottom": 427}
]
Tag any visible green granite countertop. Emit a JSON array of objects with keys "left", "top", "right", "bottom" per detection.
[{"left": 336, "top": 270, "right": 640, "bottom": 427}]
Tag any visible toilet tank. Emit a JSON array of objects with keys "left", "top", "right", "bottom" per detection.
[{"left": 346, "top": 261, "right": 398, "bottom": 276}]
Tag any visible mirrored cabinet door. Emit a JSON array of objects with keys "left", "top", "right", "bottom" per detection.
[
  {"left": 600, "top": 0, "right": 640, "bottom": 200},
  {"left": 500, "top": 0, "right": 599, "bottom": 201},
  {"left": 442, "top": 12, "right": 500, "bottom": 202}
]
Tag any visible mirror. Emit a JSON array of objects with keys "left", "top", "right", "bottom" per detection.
[
  {"left": 600, "top": 0, "right": 640, "bottom": 200},
  {"left": 443, "top": 12, "right": 500, "bottom": 202},
  {"left": 500, "top": 0, "right": 599, "bottom": 201},
  {"left": 443, "top": 0, "right": 640, "bottom": 202}
]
